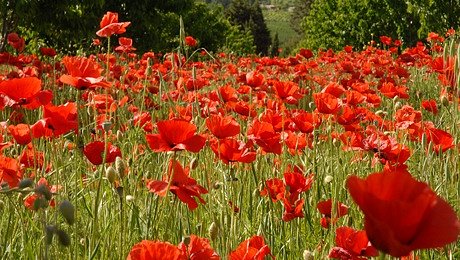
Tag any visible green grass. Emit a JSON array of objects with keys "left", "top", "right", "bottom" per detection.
[{"left": 263, "top": 9, "right": 301, "bottom": 53}]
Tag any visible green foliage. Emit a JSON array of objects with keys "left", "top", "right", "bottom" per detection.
[
  {"left": 270, "top": 32, "right": 280, "bottom": 56},
  {"left": 226, "top": 0, "right": 271, "bottom": 55},
  {"left": 300, "top": 0, "right": 460, "bottom": 51},
  {"left": 223, "top": 23, "right": 256, "bottom": 55}
]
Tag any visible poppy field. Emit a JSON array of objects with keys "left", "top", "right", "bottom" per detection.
[{"left": 0, "top": 12, "right": 460, "bottom": 259}]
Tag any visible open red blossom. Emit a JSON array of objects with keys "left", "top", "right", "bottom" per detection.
[
  {"left": 329, "top": 226, "right": 379, "bottom": 259},
  {"left": 127, "top": 240, "right": 185, "bottom": 260},
  {"left": 291, "top": 110, "right": 321, "bottom": 133},
  {"left": 281, "top": 196, "right": 305, "bottom": 221},
  {"left": 39, "top": 47, "right": 57, "bottom": 57},
  {"left": 60, "top": 56, "right": 108, "bottom": 90},
  {"left": 185, "top": 36, "right": 198, "bottom": 47},
  {"left": 31, "top": 102, "right": 78, "bottom": 138},
  {"left": 146, "top": 120, "right": 206, "bottom": 153},
  {"left": 146, "top": 159, "right": 207, "bottom": 210},
  {"left": 424, "top": 126, "right": 454, "bottom": 153},
  {"left": 96, "top": 11, "right": 130, "bottom": 38},
  {"left": 313, "top": 92, "right": 341, "bottom": 114},
  {"left": 83, "top": 141, "right": 122, "bottom": 165},
  {"left": 272, "top": 80, "right": 303, "bottom": 105},
  {"left": 115, "top": 37, "right": 136, "bottom": 53},
  {"left": 347, "top": 170, "right": 460, "bottom": 257},
  {"left": 247, "top": 120, "right": 282, "bottom": 154},
  {"left": 317, "top": 199, "right": 349, "bottom": 228},
  {"left": 8, "top": 124, "right": 32, "bottom": 145},
  {"left": 206, "top": 114, "right": 240, "bottom": 139},
  {"left": 260, "top": 178, "right": 284, "bottom": 202},
  {"left": 7, "top": 33, "right": 25, "bottom": 52},
  {"left": 178, "top": 235, "right": 220, "bottom": 259},
  {"left": 210, "top": 138, "right": 256, "bottom": 164},
  {"left": 0, "top": 77, "right": 52, "bottom": 110},
  {"left": 229, "top": 235, "right": 273, "bottom": 260},
  {"left": 245, "top": 71, "right": 265, "bottom": 89},
  {"left": 421, "top": 99, "right": 438, "bottom": 114},
  {"left": 0, "top": 156, "right": 22, "bottom": 188}
]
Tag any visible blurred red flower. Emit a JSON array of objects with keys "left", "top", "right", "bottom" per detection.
[
  {"left": 317, "top": 199, "right": 349, "bottom": 228},
  {"left": 146, "top": 120, "right": 206, "bottom": 153},
  {"left": 96, "top": 11, "right": 130, "bottom": 38},
  {"left": 0, "top": 156, "right": 22, "bottom": 188},
  {"left": 328, "top": 226, "right": 379, "bottom": 259},
  {"left": 347, "top": 170, "right": 460, "bottom": 257},
  {"left": 229, "top": 235, "right": 273, "bottom": 260},
  {"left": 115, "top": 37, "right": 136, "bottom": 53},
  {"left": 313, "top": 92, "right": 341, "bottom": 114},
  {"left": 0, "top": 77, "right": 52, "bottom": 110},
  {"left": 7, "top": 33, "right": 25, "bottom": 52},
  {"left": 83, "top": 141, "right": 122, "bottom": 165},
  {"left": 127, "top": 240, "right": 185, "bottom": 260},
  {"left": 178, "top": 235, "right": 220, "bottom": 259},
  {"left": 146, "top": 159, "right": 207, "bottom": 210},
  {"left": 421, "top": 99, "right": 438, "bottom": 115},
  {"left": 185, "top": 36, "right": 197, "bottom": 47}
]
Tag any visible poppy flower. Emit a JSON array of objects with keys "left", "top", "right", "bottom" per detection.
[
  {"left": 0, "top": 77, "right": 52, "bottom": 110},
  {"left": 317, "top": 199, "right": 349, "bottom": 228},
  {"left": 146, "top": 159, "right": 208, "bottom": 210},
  {"left": 421, "top": 99, "right": 438, "bottom": 115},
  {"left": 313, "top": 92, "right": 341, "bottom": 114},
  {"left": 210, "top": 138, "right": 256, "bottom": 164},
  {"left": 59, "top": 56, "right": 108, "bottom": 90},
  {"left": 146, "top": 120, "right": 206, "bottom": 153},
  {"left": 245, "top": 71, "right": 265, "bottom": 89},
  {"left": 328, "top": 226, "right": 379, "bottom": 259},
  {"left": 40, "top": 47, "right": 57, "bottom": 57},
  {"left": 177, "top": 235, "right": 220, "bottom": 259},
  {"left": 206, "top": 114, "right": 240, "bottom": 139},
  {"left": 0, "top": 155, "right": 22, "bottom": 188},
  {"left": 115, "top": 37, "right": 136, "bottom": 53},
  {"left": 247, "top": 120, "right": 282, "bottom": 154},
  {"left": 127, "top": 240, "right": 185, "bottom": 260},
  {"left": 424, "top": 126, "right": 454, "bottom": 153},
  {"left": 347, "top": 170, "right": 460, "bottom": 257},
  {"left": 185, "top": 36, "right": 198, "bottom": 47},
  {"left": 229, "top": 235, "right": 273, "bottom": 260},
  {"left": 8, "top": 124, "right": 32, "bottom": 145},
  {"left": 7, "top": 33, "right": 25, "bottom": 52},
  {"left": 83, "top": 141, "right": 122, "bottom": 165},
  {"left": 96, "top": 11, "right": 130, "bottom": 38},
  {"left": 31, "top": 102, "right": 78, "bottom": 138}
]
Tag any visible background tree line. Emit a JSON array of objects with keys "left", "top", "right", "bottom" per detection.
[{"left": 0, "top": 0, "right": 459, "bottom": 56}]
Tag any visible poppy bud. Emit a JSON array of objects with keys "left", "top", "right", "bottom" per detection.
[
  {"left": 182, "top": 236, "right": 191, "bottom": 246},
  {"left": 208, "top": 222, "right": 219, "bottom": 241},
  {"left": 213, "top": 181, "right": 222, "bottom": 190},
  {"left": 102, "top": 121, "right": 112, "bottom": 132},
  {"left": 303, "top": 250, "right": 314, "bottom": 260},
  {"left": 189, "top": 157, "right": 199, "bottom": 170},
  {"left": 394, "top": 101, "right": 402, "bottom": 110},
  {"left": 105, "top": 166, "right": 117, "bottom": 183},
  {"left": 116, "top": 130, "right": 123, "bottom": 140},
  {"left": 116, "top": 186, "right": 124, "bottom": 199},
  {"left": 33, "top": 197, "right": 49, "bottom": 210},
  {"left": 324, "top": 175, "right": 333, "bottom": 183},
  {"left": 18, "top": 178, "right": 34, "bottom": 189},
  {"left": 441, "top": 95, "right": 449, "bottom": 106},
  {"left": 35, "top": 184, "right": 52, "bottom": 201},
  {"left": 115, "top": 157, "right": 126, "bottom": 177},
  {"left": 56, "top": 229, "right": 71, "bottom": 247},
  {"left": 45, "top": 225, "right": 56, "bottom": 245},
  {"left": 375, "top": 110, "right": 387, "bottom": 116},
  {"left": 59, "top": 200, "right": 75, "bottom": 225}
]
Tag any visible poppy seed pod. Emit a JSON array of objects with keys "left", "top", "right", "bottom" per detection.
[
  {"left": 303, "top": 250, "right": 314, "bottom": 260},
  {"left": 18, "top": 178, "right": 34, "bottom": 189},
  {"left": 45, "top": 225, "right": 56, "bottom": 245},
  {"left": 209, "top": 222, "right": 219, "bottom": 241},
  {"left": 115, "top": 157, "right": 126, "bottom": 177},
  {"left": 59, "top": 200, "right": 75, "bottom": 225},
  {"left": 56, "top": 229, "right": 71, "bottom": 247},
  {"left": 105, "top": 166, "right": 117, "bottom": 183}
]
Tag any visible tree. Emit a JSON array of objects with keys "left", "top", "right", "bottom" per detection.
[
  {"left": 290, "top": 0, "right": 314, "bottom": 35},
  {"left": 226, "top": 0, "right": 271, "bottom": 55},
  {"left": 270, "top": 32, "right": 280, "bottom": 56}
]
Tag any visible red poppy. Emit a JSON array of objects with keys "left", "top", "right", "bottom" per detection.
[
  {"left": 379, "top": 82, "right": 409, "bottom": 99},
  {"left": 424, "top": 126, "right": 454, "bottom": 153},
  {"left": 0, "top": 156, "right": 22, "bottom": 188},
  {"left": 185, "top": 36, "right": 198, "bottom": 47},
  {"left": 115, "top": 37, "right": 136, "bottom": 53},
  {"left": 229, "top": 235, "right": 273, "bottom": 260},
  {"left": 146, "top": 159, "right": 208, "bottom": 210},
  {"left": 127, "top": 240, "right": 185, "bottom": 260},
  {"left": 83, "top": 141, "right": 122, "bottom": 165},
  {"left": 328, "top": 226, "right": 379, "bottom": 259},
  {"left": 40, "top": 47, "right": 57, "bottom": 57},
  {"left": 380, "top": 35, "right": 392, "bottom": 46},
  {"left": 0, "top": 77, "right": 52, "bottom": 110},
  {"left": 247, "top": 120, "right": 282, "bottom": 154},
  {"left": 146, "top": 120, "right": 206, "bottom": 153},
  {"left": 206, "top": 114, "right": 240, "bottom": 139},
  {"left": 177, "top": 235, "right": 220, "bottom": 259},
  {"left": 245, "top": 71, "right": 265, "bottom": 89},
  {"left": 317, "top": 199, "right": 349, "bottom": 228},
  {"left": 96, "top": 11, "right": 130, "bottom": 38},
  {"left": 347, "top": 170, "right": 460, "bottom": 257},
  {"left": 291, "top": 110, "right": 321, "bottom": 133},
  {"left": 210, "top": 138, "right": 256, "bottom": 164},
  {"left": 7, "top": 33, "right": 25, "bottom": 52},
  {"left": 421, "top": 99, "right": 438, "bottom": 115},
  {"left": 19, "top": 144, "right": 46, "bottom": 170},
  {"left": 59, "top": 56, "right": 108, "bottom": 90},
  {"left": 260, "top": 178, "right": 284, "bottom": 202},
  {"left": 281, "top": 196, "right": 305, "bottom": 222},
  {"left": 8, "top": 124, "right": 32, "bottom": 145},
  {"left": 31, "top": 102, "right": 78, "bottom": 138},
  {"left": 272, "top": 80, "right": 303, "bottom": 105},
  {"left": 313, "top": 92, "right": 341, "bottom": 114}
]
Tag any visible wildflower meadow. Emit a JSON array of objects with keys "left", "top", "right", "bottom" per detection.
[{"left": 0, "top": 11, "right": 459, "bottom": 260}]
